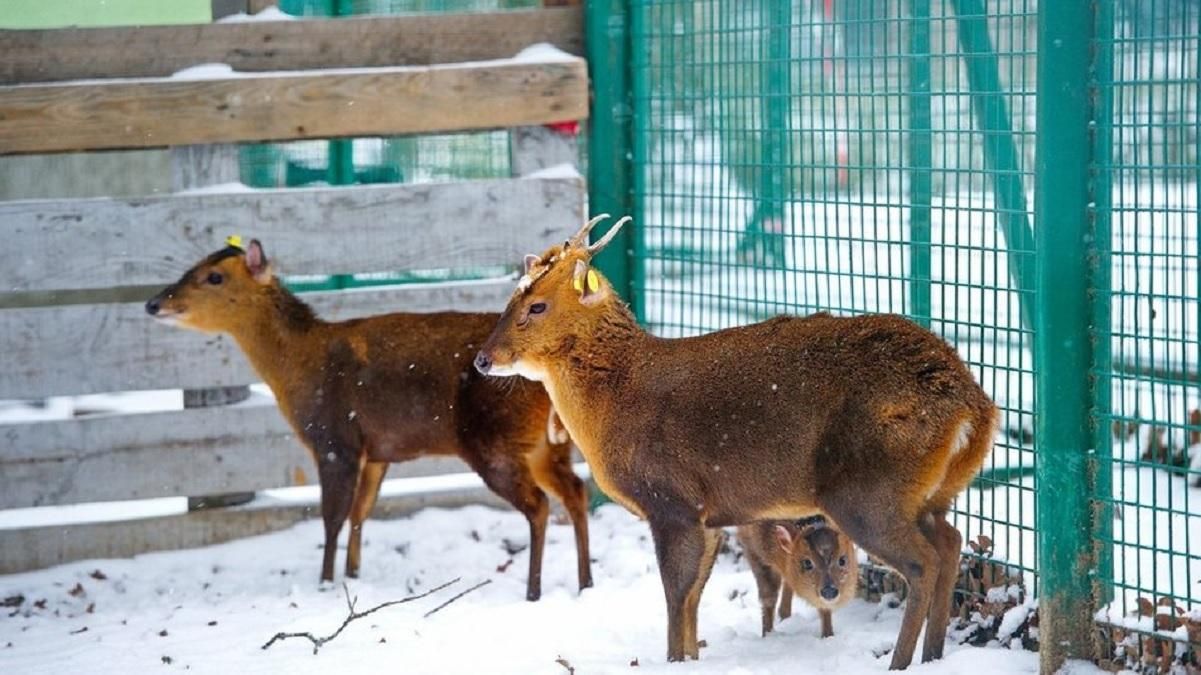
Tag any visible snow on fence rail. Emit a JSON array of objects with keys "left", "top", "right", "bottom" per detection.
[{"left": 0, "top": 7, "right": 587, "bottom": 573}]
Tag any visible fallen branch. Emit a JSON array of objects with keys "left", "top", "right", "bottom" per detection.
[
  {"left": 422, "top": 579, "right": 492, "bottom": 618},
  {"left": 262, "top": 578, "right": 459, "bottom": 654}
]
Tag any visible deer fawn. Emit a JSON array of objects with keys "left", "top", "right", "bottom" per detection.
[
  {"left": 474, "top": 215, "right": 997, "bottom": 669},
  {"left": 145, "top": 239, "right": 592, "bottom": 600},
  {"left": 737, "top": 517, "right": 858, "bottom": 638}
]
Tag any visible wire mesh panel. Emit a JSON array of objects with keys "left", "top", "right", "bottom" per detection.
[
  {"left": 628, "top": 0, "right": 1038, "bottom": 598},
  {"left": 1093, "top": 0, "right": 1201, "bottom": 636},
  {"left": 624, "top": 0, "right": 1201, "bottom": 655}
]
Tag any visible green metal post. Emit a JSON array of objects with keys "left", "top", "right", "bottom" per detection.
[
  {"left": 1090, "top": 0, "right": 1114, "bottom": 610},
  {"left": 587, "top": 0, "right": 637, "bottom": 316},
  {"left": 1034, "top": 0, "right": 1100, "bottom": 671},
  {"left": 739, "top": 0, "right": 792, "bottom": 267},
  {"left": 951, "top": 0, "right": 1036, "bottom": 333},
  {"left": 908, "top": 0, "right": 932, "bottom": 327},
  {"left": 326, "top": 0, "right": 355, "bottom": 290}
]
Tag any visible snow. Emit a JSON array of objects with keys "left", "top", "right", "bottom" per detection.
[
  {"left": 216, "top": 6, "right": 294, "bottom": 23},
  {"left": 0, "top": 497, "right": 185, "bottom": 531},
  {"left": 0, "top": 504, "right": 1040, "bottom": 674},
  {"left": 524, "top": 163, "right": 584, "bottom": 181},
  {"left": 996, "top": 601, "right": 1035, "bottom": 644},
  {"left": 513, "top": 43, "right": 579, "bottom": 64},
  {"left": 173, "top": 181, "right": 258, "bottom": 195},
  {"left": 169, "top": 63, "right": 237, "bottom": 80}
]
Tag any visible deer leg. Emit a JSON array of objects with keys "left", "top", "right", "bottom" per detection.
[
  {"left": 532, "top": 441, "right": 593, "bottom": 592},
  {"left": 745, "top": 545, "right": 783, "bottom": 636},
  {"left": 824, "top": 499, "right": 941, "bottom": 671},
  {"left": 778, "top": 583, "right": 794, "bottom": 621},
  {"left": 683, "top": 528, "right": 722, "bottom": 654},
  {"left": 476, "top": 454, "right": 550, "bottom": 601},
  {"left": 317, "top": 455, "right": 359, "bottom": 583},
  {"left": 346, "top": 460, "right": 388, "bottom": 579},
  {"left": 649, "top": 519, "right": 711, "bottom": 661},
  {"left": 819, "top": 608, "right": 834, "bottom": 638},
  {"left": 921, "top": 511, "right": 963, "bottom": 662}
]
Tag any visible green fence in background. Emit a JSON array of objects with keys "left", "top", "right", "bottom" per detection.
[
  {"left": 243, "top": 0, "right": 547, "bottom": 292},
  {"left": 591, "top": 0, "right": 1199, "bottom": 669}
]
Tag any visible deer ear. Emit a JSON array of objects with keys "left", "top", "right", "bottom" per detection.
[
  {"left": 572, "top": 259, "right": 605, "bottom": 305},
  {"left": 774, "top": 525, "right": 794, "bottom": 552},
  {"left": 245, "top": 239, "right": 272, "bottom": 284},
  {"left": 524, "top": 254, "right": 540, "bottom": 275}
]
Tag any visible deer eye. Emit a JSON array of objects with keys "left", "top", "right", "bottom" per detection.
[
  {"left": 529, "top": 302, "right": 547, "bottom": 315},
  {"left": 801, "top": 559, "right": 814, "bottom": 571},
  {"left": 838, "top": 555, "right": 848, "bottom": 567},
  {"left": 206, "top": 271, "right": 224, "bottom": 285}
]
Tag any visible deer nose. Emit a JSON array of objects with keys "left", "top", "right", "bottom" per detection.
[
  {"left": 145, "top": 298, "right": 161, "bottom": 316},
  {"left": 820, "top": 585, "right": 839, "bottom": 601},
  {"left": 473, "top": 351, "right": 493, "bottom": 375}
]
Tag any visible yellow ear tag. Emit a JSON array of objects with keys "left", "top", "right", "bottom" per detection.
[
  {"left": 225, "top": 235, "right": 244, "bottom": 250},
  {"left": 574, "top": 269, "right": 600, "bottom": 293}
]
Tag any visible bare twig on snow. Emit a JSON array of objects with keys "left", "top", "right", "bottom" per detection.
[
  {"left": 422, "top": 579, "right": 492, "bottom": 618},
  {"left": 261, "top": 578, "right": 460, "bottom": 654}
]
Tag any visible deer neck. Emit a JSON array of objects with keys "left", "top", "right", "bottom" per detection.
[
  {"left": 542, "top": 302, "right": 647, "bottom": 456},
  {"left": 227, "top": 286, "right": 325, "bottom": 399}
]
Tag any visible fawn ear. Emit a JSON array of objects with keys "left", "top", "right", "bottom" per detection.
[
  {"left": 773, "top": 525, "right": 794, "bottom": 552},
  {"left": 572, "top": 259, "right": 605, "bottom": 305},
  {"left": 524, "top": 254, "right": 540, "bottom": 275},
  {"left": 245, "top": 239, "right": 272, "bottom": 284}
]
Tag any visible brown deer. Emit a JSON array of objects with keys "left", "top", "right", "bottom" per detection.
[
  {"left": 737, "top": 516, "right": 859, "bottom": 638},
  {"left": 474, "top": 215, "right": 997, "bottom": 669},
  {"left": 145, "top": 239, "right": 591, "bottom": 600}
]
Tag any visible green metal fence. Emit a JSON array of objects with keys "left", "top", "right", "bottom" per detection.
[{"left": 591, "top": 0, "right": 1200, "bottom": 668}]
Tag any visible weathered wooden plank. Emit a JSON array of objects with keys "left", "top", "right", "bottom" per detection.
[
  {"left": 0, "top": 486, "right": 506, "bottom": 574},
  {"left": 0, "top": 279, "right": 519, "bottom": 399},
  {"left": 0, "top": 402, "right": 479, "bottom": 509},
  {"left": 0, "top": 56, "right": 588, "bottom": 155},
  {"left": 0, "top": 8, "right": 584, "bottom": 84},
  {"left": 0, "top": 176, "right": 583, "bottom": 293}
]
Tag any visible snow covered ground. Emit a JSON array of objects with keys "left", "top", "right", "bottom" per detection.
[{"left": 0, "top": 504, "right": 1044, "bottom": 675}]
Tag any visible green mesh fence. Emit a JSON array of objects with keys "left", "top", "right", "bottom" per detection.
[
  {"left": 618, "top": 0, "right": 1199, "bottom": 650},
  {"left": 1093, "top": 0, "right": 1201, "bottom": 636}
]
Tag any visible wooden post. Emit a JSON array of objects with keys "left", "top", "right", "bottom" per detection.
[{"left": 179, "top": 0, "right": 254, "bottom": 511}]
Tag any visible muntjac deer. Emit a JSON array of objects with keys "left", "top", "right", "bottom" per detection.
[
  {"left": 146, "top": 239, "right": 592, "bottom": 600},
  {"left": 737, "top": 517, "right": 858, "bottom": 638},
  {"left": 475, "top": 215, "right": 997, "bottom": 669}
]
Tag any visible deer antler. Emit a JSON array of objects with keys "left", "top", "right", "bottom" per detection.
[
  {"left": 569, "top": 213, "right": 613, "bottom": 249},
  {"left": 587, "top": 216, "right": 632, "bottom": 255}
]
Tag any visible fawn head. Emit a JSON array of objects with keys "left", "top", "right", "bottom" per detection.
[
  {"left": 474, "top": 214, "right": 632, "bottom": 380},
  {"left": 145, "top": 238, "right": 276, "bottom": 333},
  {"left": 774, "top": 522, "right": 859, "bottom": 609}
]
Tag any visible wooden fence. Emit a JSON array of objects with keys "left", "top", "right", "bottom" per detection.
[{"left": 0, "top": 5, "right": 588, "bottom": 574}]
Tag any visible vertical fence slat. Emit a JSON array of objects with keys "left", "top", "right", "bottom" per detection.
[
  {"left": 1034, "top": 0, "right": 1102, "bottom": 670},
  {"left": 907, "top": 0, "right": 932, "bottom": 328},
  {"left": 586, "top": 0, "right": 637, "bottom": 315}
]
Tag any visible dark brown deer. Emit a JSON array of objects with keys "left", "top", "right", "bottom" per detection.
[
  {"left": 474, "top": 215, "right": 997, "bottom": 669},
  {"left": 737, "top": 517, "right": 859, "bottom": 638},
  {"left": 145, "top": 239, "right": 591, "bottom": 600}
]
